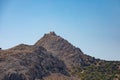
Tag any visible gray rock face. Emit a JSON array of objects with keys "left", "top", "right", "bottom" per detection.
[
  {"left": 0, "top": 45, "right": 69, "bottom": 80},
  {"left": 3, "top": 73, "right": 26, "bottom": 80}
]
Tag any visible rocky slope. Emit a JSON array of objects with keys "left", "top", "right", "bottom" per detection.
[
  {"left": 0, "top": 32, "right": 120, "bottom": 80},
  {"left": 0, "top": 45, "right": 69, "bottom": 80}
]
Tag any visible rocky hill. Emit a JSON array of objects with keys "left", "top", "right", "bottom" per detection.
[
  {"left": 35, "top": 32, "right": 95, "bottom": 67},
  {"left": 0, "top": 32, "right": 120, "bottom": 80}
]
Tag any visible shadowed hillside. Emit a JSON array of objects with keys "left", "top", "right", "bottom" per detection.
[{"left": 0, "top": 45, "right": 69, "bottom": 80}]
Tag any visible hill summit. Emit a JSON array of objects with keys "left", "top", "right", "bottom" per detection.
[
  {"left": 35, "top": 32, "right": 94, "bottom": 68},
  {"left": 0, "top": 32, "right": 120, "bottom": 80}
]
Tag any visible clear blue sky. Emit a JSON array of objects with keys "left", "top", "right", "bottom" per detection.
[{"left": 0, "top": 0, "right": 120, "bottom": 60}]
